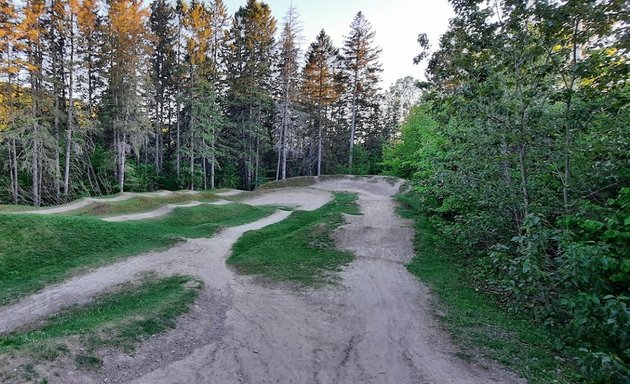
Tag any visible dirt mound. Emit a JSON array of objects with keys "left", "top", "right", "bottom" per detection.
[{"left": 0, "top": 177, "right": 522, "bottom": 384}]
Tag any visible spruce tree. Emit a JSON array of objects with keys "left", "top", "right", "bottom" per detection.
[
  {"left": 149, "top": 0, "right": 177, "bottom": 175},
  {"left": 275, "top": 5, "right": 301, "bottom": 180},
  {"left": 342, "top": 11, "right": 382, "bottom": 171},
  {"left": 302, "top": 29, "right": 340, "bottom": 176},
  {"left": 224, "top": 0, "right": 276, "bottom": 189}
]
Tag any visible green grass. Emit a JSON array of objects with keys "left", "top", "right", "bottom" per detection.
[
  {"left": 72, "top": 191, "right": 220, "bottom": 217},
  {"left": 396, "top": 193, "right": 581, "bottom": 383},
  {"left": 0, "top": 274, "right": 201, "bottom": 354},
  {"left": 256, "top": 176, "right": 320, "bottom": 190},
  {"left": 227, "top": 192, "right": 360, "bottom": 285},
  {"left": 0, "top": 204, "right": 42, "bottom": 213},
  {"left": 0, "top": 203, "right": 275, "bottom": 305}
]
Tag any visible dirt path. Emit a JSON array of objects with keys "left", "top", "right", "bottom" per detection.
[
  {"left": 0, "top": 210, "right": 293, "bottom": 335},
  {"left": 101, "top": 200, "right": 235, "bottom": 222},
  {"left": 22, "top": 190, "right": 182, "bottom": 215},
  {"left": 1, "top": 177, "right": 522, "bottom": 383}
]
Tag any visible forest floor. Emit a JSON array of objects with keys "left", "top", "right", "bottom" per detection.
[{"left": 0, "top": 176, "right": 523, "bottom": 383}]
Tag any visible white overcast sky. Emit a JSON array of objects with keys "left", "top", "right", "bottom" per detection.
[{"left": 223, "top": 0, "right": 455, "bottom": 87}]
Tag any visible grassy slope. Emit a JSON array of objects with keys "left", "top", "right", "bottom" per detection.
[
  {"left": 227, "top": 192, "right": 360, "bottom": 285},
  {"left": 0, "top": 203, "right": 275, "bottom": 305},
  {"left": 75, "top": 192, "right": 219, "bottom": 217},
  {"left": 0, "top": 275, "right": 201, "bottom": 378},
  {"left": 397, "top": 194, "right": 580, "bottom": 384}
]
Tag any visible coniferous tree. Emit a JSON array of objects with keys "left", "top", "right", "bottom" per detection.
[
  {"left": 149, "top": 0, "right": 176, "bottom": 175},
  {"left": 302, "top": 29, "right": 339, "bottom": 176},
  {"left": 103, "top": 0, "right": 150, "bottom": 192},
  {"left": 0, "top": 0, "right": 21, "bottom": 203},
  {"left": 20, "top": 0, "right": 48, "bottom": 205},
  {"left": 274, "top": 5, "right": 301, "bottom": 180},
  {"left": 225, "top": 0, "right": 276, "bottom": 189},
  {"left": 342, "top": 11, "right": 382, "bottom": 170}
]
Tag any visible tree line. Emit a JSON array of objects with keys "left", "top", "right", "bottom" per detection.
[
  {"left": 384, "top": 0, "right": 628, "bottom": 381},
  {"left": 0, "top": 0, "right": 417, "bottom": 205}
]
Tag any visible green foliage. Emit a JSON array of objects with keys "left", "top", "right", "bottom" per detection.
[
  {"left": 382, "top": 105, "right": 443, "bottom": 181},
  {"left": 228, "top": 192, "right": 359, "bottom": 285},
  {"left": 388, "top": 0, "right": 629, "bottom": 380},
  {"left": 397, "top": 194, "right": 578, "bottom": 383},
  {"left": 124, "top": 161, "right": 160, "bottom": 192},
  {"left": 350, "top": 145, "right": 370, "bottom": 175},
  {"left": 0, "top": 203, "right": 274, "bottom": 305}
]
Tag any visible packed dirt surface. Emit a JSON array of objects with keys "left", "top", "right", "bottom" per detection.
[
  {"left": 215, "top": 189, "right": 245, "bottom": 197},
  {"left": 0, "top": 177, "right": 523, "bottom": 383},
  {"left": 101, "top": 200, "right": 234, "bottom": 222},
  {"left": 22, "top": 190, "right": 193, "bottom": 215}
]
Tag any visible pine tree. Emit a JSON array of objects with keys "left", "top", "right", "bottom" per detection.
[
  {"left": 274, "top": 5, "right": 301, "bottom": 180},
  {"left": 0, "top": 0, "right": 21, "bottom": 203},
  {"left": 342, "top": 11, "right": 382, "bottom": 170},
  {"left": 104, "top": 0, "right": 150, "bottom": 192},
  {"left": 225, "top": 0, "right": 276, "bottom": 189},
  {"left": 302, "top": 29, "right": 340, "bottom": 176},
  {"left": 60, "top": 0, "right": 78, "bottom": 200},
  {"left": 46, "top": 0, "right": 67, "bottom": 203},
  {"left": 20, "top": 0, "right": 47, "bottom": 205},
  {"left": 207, "top": 0, "right": 229, "bottom": 189},
  {"left": 149, "top": 0, "right": 176, "bottom": 174}
]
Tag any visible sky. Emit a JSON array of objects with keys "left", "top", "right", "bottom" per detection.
[{"left": 223, "top": 0, "right": 455, "bottom": 87}]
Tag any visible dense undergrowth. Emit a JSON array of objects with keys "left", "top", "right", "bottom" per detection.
[{"left": 381, "top": 2, "right": 628, "bottom": 381}]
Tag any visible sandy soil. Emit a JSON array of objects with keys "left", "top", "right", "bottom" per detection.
[{"left": 0, "top": 177, "right": 523, "bottom": 384}]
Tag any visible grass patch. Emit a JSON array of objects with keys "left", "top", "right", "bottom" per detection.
[
  {"left": 396, "top": 193, "right": 581, "bottom": 383},
  {"left": 0, "top": 203, "right": 275, "bottom": 305},
  {"left": 0, "top": 274, "right": 200, "bottom": 355},
  {"left": 256, "top": 176, "right": 319, "bottom": 190},
  {"left": 227, "top": 192, "right": 360, "bottom": 285},
  {"left": 73, "top": 191, "right": 219, "bottom": 217},
  {"left": 0, "top": 204, "right": 45, "bottom": 213}
]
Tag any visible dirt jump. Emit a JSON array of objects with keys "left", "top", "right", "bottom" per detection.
[{"left": 0, "top": 177, "right": 523, "bottom": 383}]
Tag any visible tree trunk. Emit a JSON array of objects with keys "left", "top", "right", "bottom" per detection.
[
  {"left": 317, "top": 111, "right": 323, "bottom": 176},
  {"left": 119, "top": 131, "right": 126, "bottom": 193},
  {"left": 202, "top": 137, "right": 207, "bottom": 190},
  {"left": 281, "top": 105, "right": 287, "bottom": 180},
  {"left": 563, "top": 18, "right": 581, "bottom": 213},
  {"left": 190, "top": 123, "right": 195, "bottom": 190},
  {"left": 64, "top": 11, "right": 75, "bottom": 200},
  {"left": 7, "top": 141, "right": 15, "bottom": 203},
  {"left": 349, "top": 63, "right": 359, "bottom": 171},
  {"left": 518, "top": 142, "right": 529, "bottom": 218},
  {"left": 176, "top": 100, "right": 181, "bottom": 177},
  {"left": 210, "top": 152, "right": 215, "bottom": 190},
  {"left": 54, "top": 105, "right": 61, "bottom": 203}
]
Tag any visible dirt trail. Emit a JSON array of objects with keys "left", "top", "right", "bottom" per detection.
[
  {"left": 215, "top": 189, "right": 244, "bottom": 197},
  {"left": 102, "top": 200, "right": 226, "bottom": 222},
  {"left": 1, "top": 177, "right": 522, "bottom": 383},
  {"left": 120, "top": 178, "right": 521, "bottom": 384},
  {"left": 22, "top": 190, "right": 182, "bottom": 215},
  {"left": 0, "top": 210, "right": 292, "bottom": 335}
]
